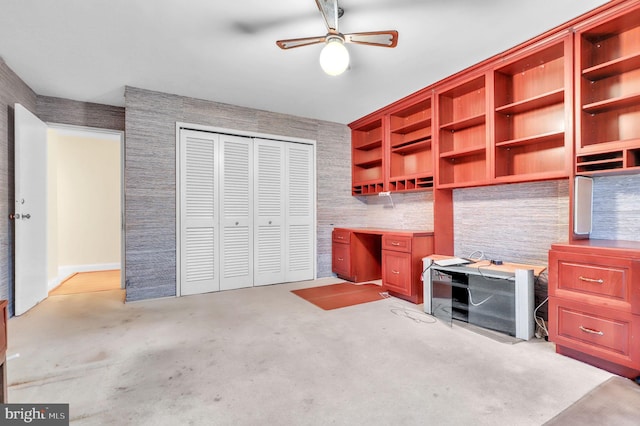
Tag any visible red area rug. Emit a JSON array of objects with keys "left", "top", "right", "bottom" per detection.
[{"left": 291, "top": 283, "right": 385, "bottom": 310}]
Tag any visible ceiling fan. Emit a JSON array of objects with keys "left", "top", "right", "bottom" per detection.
[{"left": 276, "top": 0, "right": 399, "bottom": 76}]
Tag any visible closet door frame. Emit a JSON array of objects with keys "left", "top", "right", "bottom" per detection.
[{"left": 175, "top": 123, "right": 317, "bottom": 296}]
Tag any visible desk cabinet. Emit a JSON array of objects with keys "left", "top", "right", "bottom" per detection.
[
  {"left": 548, "top": 241, "right": 640, "bottom": 379},
  {"left": 332, "top": 228, "right": 434, "bottom": 304}
]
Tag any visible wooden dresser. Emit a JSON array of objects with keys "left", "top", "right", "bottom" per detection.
[
  {"left": 332, "top": 228, "right": 434, "bottom": 304},
  {"left": 548, "top": 240, "right": 640, "bottom": 379}
]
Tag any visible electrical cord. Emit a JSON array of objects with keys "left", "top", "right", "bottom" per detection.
[
  {"left": 534, "top": 296, "right": 549, "bottom": 339},
  {"left": 389, "top": 304, "right": 437, "bottom": 324},
  {"left": 466, "top": 288, "right": 493, "bottom": 307}
]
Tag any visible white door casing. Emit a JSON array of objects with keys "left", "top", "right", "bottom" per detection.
[
  {"left": 14, "top": 104, "right": 48, "bottom": 315},
  {"left": 179, "top": 130, "right": 219, "bottom": 296}
]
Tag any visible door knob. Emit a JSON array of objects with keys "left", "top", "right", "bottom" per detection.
[{"left": 10, "top": 213, "right": 30, "bottom": 220}]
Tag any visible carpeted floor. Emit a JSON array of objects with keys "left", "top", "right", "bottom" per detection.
[{"left": 8, "top": 277, "right": 634, "bottom": 425}]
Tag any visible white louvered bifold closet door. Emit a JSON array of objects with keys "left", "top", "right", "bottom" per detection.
[
  {"left": 253, "top": 139, "right": 286, "bottom": 286},
  {"left": 219, "top": 134, "right": 254, "bottom": 290},
  {"left": 285, "top": 143, "right": 314, "bottom": 282},
  {"left": 179, "top": 130, "right": 219, "bottom": 296}
]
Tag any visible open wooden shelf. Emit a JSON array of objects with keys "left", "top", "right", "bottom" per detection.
[
  {"left": 582, "top": 92, "right": 640, "bottom": 114},
  {"left": 495, "top": 130, "right": 565, "bottom": 149},
  {"left": 390, "top": 113, "right": 431, "bottom": 134},
  {"left": 582, "top": 52, "right": 640, "bottom": 81},
  {"left": 391, "top": 138, "right": 431, "bottom": 154},
  {"left": 439, "top": 144, "right": 486, "bottom": 159},
  {"left": 439, "top": 114, "right": 485, "bottom": 132},
  {"left": 576, "top": 4, "right": 640, "bottom": 173},
  {"left": 495, "top": 89, "right": 564, "bottom": 115}
]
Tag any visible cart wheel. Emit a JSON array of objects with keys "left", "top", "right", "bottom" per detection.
[{"left": 634, "top": 376, "right": 640, "bottom": 386}]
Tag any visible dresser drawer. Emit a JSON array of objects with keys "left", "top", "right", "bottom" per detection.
[
  {"left": 558, "top": 261, "right": 627, "bottom": 300},
  {"left": 332, "top": 229, "right": 351, "bottom": 244},
  {"left": 382, "top": 235, "right": 412, "bottom": 253},
  {"left": 550, "top": 250, "right": 638, "bottom": 310},
  {"left": 550, "top": 298, "right": 638, "bottom": 368}
]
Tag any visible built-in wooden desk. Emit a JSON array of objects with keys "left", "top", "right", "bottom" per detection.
[{"left": 332, "top": 228, "right": 434, "bottom": 304}]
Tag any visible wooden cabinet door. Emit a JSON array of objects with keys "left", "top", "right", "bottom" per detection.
[
  {"left": 332, "top": 242, "right": 351, "bottom": 278},
  {"left": 382, "top": 250, "right": 412, "bottom": 296}
]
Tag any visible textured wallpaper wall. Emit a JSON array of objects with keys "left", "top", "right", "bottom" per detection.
[
  {"left": 124, "top": 86, "right": 362, "bottom": 301},
  {"left": 591, "top": 174, "right": 640, "bottom": 240}
]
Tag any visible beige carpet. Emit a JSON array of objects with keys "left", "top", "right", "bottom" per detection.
[
  {"left": 8, "top": 277, "right": 627, "bottom": 425},
  {"left": 49, "top": 270, "right": 122, "bottom": 296}
]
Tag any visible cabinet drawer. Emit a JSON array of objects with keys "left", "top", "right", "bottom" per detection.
[
  {"left": 549, "top": 250, "right": 638, "bottom": 310},
  {"left": 550, "top": 298, "right": 637, "bottom": 367},
  {"left": 332, "top": 243, "right": 351, "bottom": 277},
  {"left": 558, "top": 261, "right": 628, "bottom": 301},
  {"left": 382, "top": 251, "right": 412, "bottom": 296},
  {"left": 332, "top": 229, "right": 351, "bottom": 244},
  {"left": 382, "top": 235, "right": 412, "bottom": 253}
]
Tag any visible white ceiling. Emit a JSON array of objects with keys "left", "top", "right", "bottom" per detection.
[{"left": 0, "top": 0, "right": 610, "bottom": 124}]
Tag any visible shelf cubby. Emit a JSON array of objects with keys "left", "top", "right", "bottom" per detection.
[
  {"left": 576, "top": 5, "right": 640, "bottom": 173},
  {"left": 351, "top": 118, "right": 384, "bottom": 195},
  {"left": 493, "top": 37, "right": 570, "bottom": 182},
  {"left": 437, "top": 75, "right": 488, "bottom": 187},
  {"left": 388, "top": 95, "right": 433, "bottom": 193}
]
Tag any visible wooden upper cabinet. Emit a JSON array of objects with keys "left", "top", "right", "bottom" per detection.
[
  {"left": 388, "top": 92, "right": 434, "bottom": 192},
  {"left": 349, "top": 0, "right": 640, "bottom": 193},
  {"left": 436, "top": 72, "right": 491, "bottom": 188},
  {"left": 349, "top": 89, "right": 434, "bottom": 196},
  {"left": 492, "top": 32, "right": 574, "bottom": 183},
  {"left": 574, "top": 2, "right": 640, "bottom": 175},
  {"left": 351, "top": 116, "right": 384, "bottom": 195}
]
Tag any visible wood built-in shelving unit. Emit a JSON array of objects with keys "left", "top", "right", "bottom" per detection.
[
  {"left": 349, "top": 0, "right": 640, "bottom": 196},
  {"left": 493, "top": 34, "right": 572, "bottom": 182},
  {"left": 388, "top": 95, "right": 433, "bottom": 192},
  {"left": 351, "top": 118, "right": 384, "bottom": 195},
  {"left": 437, "top": 75, "right": 488, "bottom": 188},
  {"left": 575, "top": 4, "right": 640, "bottom": 175}
]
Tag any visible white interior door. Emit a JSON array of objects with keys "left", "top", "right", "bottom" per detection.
[
  {"left": 14, "top": 104, "right": 48, "bottom": 315},
  {"left": 220, "top": 134, "right": 253, "bottom": 290},
  {"left": 285, "top": 143, "right": 315, "bottom": 282},
  {"left": 254, "top": 139, "right": 285, "bottom": 286},
  {"left": 179, "top": 130, "right": 219, "bottom": 296}
]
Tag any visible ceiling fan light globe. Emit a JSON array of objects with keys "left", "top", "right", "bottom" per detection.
[{"left": 319, "top": 39, "right": 350, "bottom": 76}]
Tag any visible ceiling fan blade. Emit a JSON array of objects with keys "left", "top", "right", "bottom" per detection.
[
  {"left": 276, "top": 35, "right": 327, "bottom": 50},
  {"left": 315, "top": 0, "right": 339, "bottom": 32},
  {"left": 344, "top": 30, "right": 399, "bottom": 48}
]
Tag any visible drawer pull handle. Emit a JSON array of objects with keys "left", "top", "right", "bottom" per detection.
[
  {"left": 337, "top": 236, "right": 344, "bottom": 239},
  {"left": 337, "top": 257, "right": 344, "bottom": 261},
  {"left": 391, "top": 242, "right": 401, "bottom": 246},
  {"left": 578, "top": 276, "right": 604, "bottom": 284},
  {"left": 392, "top": 270, "right": 400, "bottom": 274},
  {"left": 579, "top": 326, "right": 604, "bottom": 336}
]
